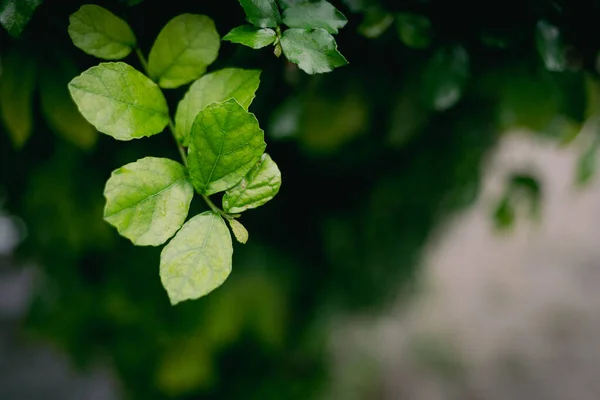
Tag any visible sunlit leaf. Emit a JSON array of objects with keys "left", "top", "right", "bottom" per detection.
[
  {"left": 282, "top": 0, "right": 347, "bottom": 34},
  {"left": 175, "top": 68, "right": 261, "bottom": 146},
  {"left": 160, "top": 211, "right": 233, "bottom": 304},
  {"left": 104, "top": 157, "right": 194, "bottom": 246},
  {"left": 238, "top": 0, "right": 281, "bottom": 28},
  {"left": 0, "top": 0, "right": 43, "bottom": 37},
  {"left": 223, "top": 25, "right": 277, "bottom": 49},
  {"left": 280, "top": 28, "right": 348, "bottom": 74},
  {"left": 188, "top": 99, "right": 266, "bottom": 195},
  {"left": 68, "top": 62, "right": 169, "bottom": 140},
  {"left": 148, "top": 14, "right": 220, "bottom": 88},
  {"left": 0, "top": 46, "right": 36, "bottom": 149},
  {"left": 68, "top": 5, "right": 136, "bottom": 60},
  {"left": 39, "top": 56, "right": 97, "bottom": 150},
  {"left": 223, "top": 153, "right": 281, "bottom": 213},
  {"left": 228, "top": 219, "right": 249, "bottom": 244}
]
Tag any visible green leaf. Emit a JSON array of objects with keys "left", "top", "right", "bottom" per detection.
[
  {"left": 358, "top": 8, "right": 394, "bottom": 39},
  {"left": 282, "top": 0, "right": 347, "bottom": 34},
  {"left": 222, "top": 153, "right": 281, "bottom": 213},
  {"left": 148, "top": 14, "right": 220, "bottom": 89},
  {"left": 238, "top": 0, "right": 281, "bottom": 28},
  {"left": 68, "top": 5, "right": 136, "bottom": 60},
  {"left": 104, "top": 157, "right": 194, "bottom": 246},
  {"left": 39, "top": 58, "right": 98, "bottom": 150},
  {"left": 396, "top": 13, "right": 433, "bottom": 49},
  {"left": 188, "top": 99, "right": 266, "bottom": 195},
  {"left": 277, "top": 0, "right": 304, "bottom": 10},
  {"left": 223, "top": 25, "right": 276, "bottom": 49},
  {"left": 0, "top": 0, "right": 43, "bottom": 37},
  {"left": 68, "top": 62, "right": 169, "bottom": 140},
  {"left": 175, "top": 68, "right": 261, "bottom": 146},
  {"left": 228, "top": 219, "right": 249, "bottom": 244},
  {"left": 0, "top": 47, "right": 36, "bottom": 149},
  {"left": 280, "top": 28, "right": 348, "bottom": 74},
  {"left": 160, "top": 211, "right": 233, "bottom": 304},
  {"left": 536, "top": 20, "right": 567, "bottom": 72},
  {"left": 577, "top": 143, "right": 597, "bottom": 185},
  {"left": 421, "top": 44, "right": 469, "bottom": 111}
]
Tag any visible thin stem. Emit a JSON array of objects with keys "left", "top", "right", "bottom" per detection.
[{"left": 135, "top": 47, "right": 149, "bottom": 74}]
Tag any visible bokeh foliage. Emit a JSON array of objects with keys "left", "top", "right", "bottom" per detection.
[{"left": 1, "top": 0, "right": 600, "bottom": 398}]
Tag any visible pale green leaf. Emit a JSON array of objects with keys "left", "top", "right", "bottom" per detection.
[
  {"left": 282, "top": 0, "right": 347, "bottom": 34},
  {"left": 228, "top": 219, "right": 249, "bottom": 244},
  {"left": 68, "top": 62, "right": 169, "bottom": 140},
  {"left": 39, "top": 58, "right": 97, "bottom": 150},
  {"left": 223, "top": 25, "right": 276, "bottom": 49},
  {"left": 104, "top": 157, "right": 193, "bottom": 246},
  {"left": 160, "top": 211, "right": 233, "bottom": 305},
  {"left": 148, "top": 14, "right": 220, "bottom": 89},
  {"left": 0, "top": 0, "right": 43, "bottom": 37},
  {"left": 238, "top": 0, "right": 281, "bottom": 28},
  {"left": 174, "top": 68, "right": 261, "bottom": 145},
  {"left": 222, "top": 153, "right": 281, "bottom": 213},
  {"left": 188, "top": 99, "right": 266, "bottom": 195},
  {"left": 280, "top": 28, "right": 348, "bottom": 74},
  {"left": 68, "top": 5, "right": 136, "bottom": 60},
  {"left": 0, "top": 47, "right": 36, "bottom": 149}
]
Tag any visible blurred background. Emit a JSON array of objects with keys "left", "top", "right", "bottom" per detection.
[{"left": 2, "top": 0, "right": 600, "bottom": 399}]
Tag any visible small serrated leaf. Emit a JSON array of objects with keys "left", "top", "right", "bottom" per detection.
[
  {"left": 104, "top": 157, "right": 194, "bottom": 246},
  {"left": 160, "top": 211, "right": 233, "bottom": 305},
  {"left": 280, "top": 28, "right": 348, "bottom": 74},
  {"left": 238, "top": 0, "right": 281, "bottom": 28},
  {"left": 282, "top": 0, "right": 347, "bottom": 34},
  {"left": 223, "top": 25, "right": 277, "bottom": 49},
  {"left": 175, "top": 68, "right": 261, "bottom": 146},
  {"left": 68, "top": 62, "right": 169, "bottom": 140},
  {"left": 0, "top": 47, "right": 36, "bottom": 149},
  {"left": 68, "top": 5, "right": 136, "bottom": 60},
  {"left": 148, "top": 14, "right": 220, "bottom": 89},
  {"left": 222, "top": 153, "right": 281, "bottom": 214},
  {"left": 228, "top": 219, "right": 249, "bottom": 244},
  {"left": 187, "top": 99, "right": 266, "bottom": 195}
]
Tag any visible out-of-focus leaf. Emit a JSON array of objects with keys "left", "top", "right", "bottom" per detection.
[
  {"left": 0, "top": 47, "right": 36, "bottom": 149},
  {"left": 68, "top": 5, "right": 136, "bottom": 60},
  {"left": 358, "top": 8, "right": 394, "bottom": 39},
  {"left": 387, "top": 81, "right": 430, "bottom": 148},
  {"left": 282, "top": 0, "right": 347, "bottom": 34},
  {"left": 268, "top": 95, "right": 301, "bottom": 139},
  {"left": 421, "top": 44, "right": 469, "bottom": 111},
  {"left": 585, "top": 74, "right": 600, "bottom": 120},
  {"left": 493, "top": 196, "right": 514, "bottom": 230},
  {"left": 187, "top": 99, "right": 266, "bottom": 195},
  {"left": 103, "top": 157, "right": 193, "bottom": 246},
  {"left": 536, "top": 20, "right": 566, "bottom": 72},
  {"left": 541, "top": 115, "right": 581, "bottom": 145},
  {"left": 148, "top": 14, "right": 220, "bottom": 89},
  {"left": 120, "top": 0, "right": 144, "bottom": 5},
  {"left": 576, "top": 140, "right": 598, "bottom": 186},
  {"left": 160, "top": 211, "right": 233, "bottom": 305},
  {"left": 68, "top": 62, "right": 169, "bottom": 140},
  {"left": 223, "top": 25, "right": 277, "bottom": 49},
  {"left": 0, "top": 0, "right": 43, "bottom": 37},
  {"left": 280, "top": 28, "right": 348, "bottom": 74},
  {"left": 222, "top": 153, "right": 282, "bottom": 214},
  {"left": 39, "top": 57, "right": 98, "bottom": 149},
  {"left": 228, "top": 219, "right": 249, "bottom": 244},
  {"left": 175, "top": 68, "right": 261, "bottom": 146},
  {"left": 239, "top": 0, "right": 281, "bottom": 28},
  {"left": 396, "top": 13, "right": 432, "bottom": 49}
]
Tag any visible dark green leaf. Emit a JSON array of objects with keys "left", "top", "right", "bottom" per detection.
[
  {"left": 0, "top": 46, "right": 36, "bottom": 148},
  {"left": 104, "top": 157, "right": 194, "bottom": 246},
  {"left": 358, "top": 8, "right": 394, "bottom": 39},
  {"left": 68, "top": 5, "right": 136, "bottom": 60},
  {"left": 187, "top": 99, "right": 266, "bottom": 195},
  {"left": 396, "top": 13, "right": 433, "bottom": 49},
  {"left": 68, "top": 62, "right": 169, "bottom": 140},
  {"left": 222, "top": 153, "right": 281, "bottom": 213},
  {"left": 280, "top": 28, "right": 348, "bottom": 74},
  {"left": 282, "top": 0, "right": 347, "bottom": 34},
  {"left": 160, "top": 211, "right": 233, "bottom": 304},
  {"left": 421, "top": 44, "right": 469, "bottom": 111},
  {"left": 0, "top": 0, "right": 43, "bottom": 37},
  {"left": 223, "top": 25, "right": 277, "bottom": 49},
  {"left": 175, "top": 68, "right": 261, "bottom": 146},
  {"left": 238, "top": 0, "right": 281, "bottom": 28},
  {"left": 148, "top": 14, "right": 220, "bottom": 89}
]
